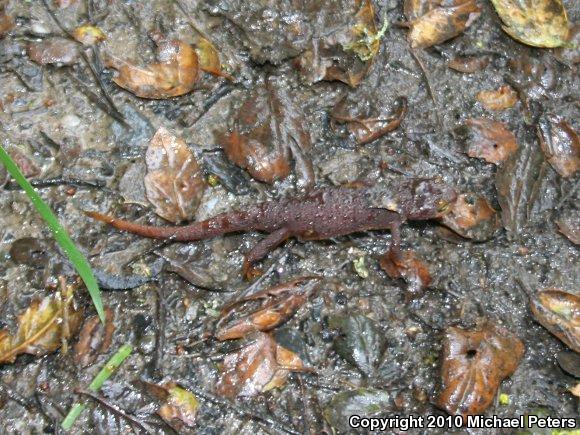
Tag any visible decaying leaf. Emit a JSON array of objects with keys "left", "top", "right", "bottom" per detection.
[
  {"left": 0, "top": 9, "right": 13, "bottom": 37},
  {"left": 218, "top": 80, "right": 312, "bottom": 185},
  {"left": 530, "top": 289, "right": 579, "bottom": 353},
  {"left": 439, "top": 193, "right": 500, "bottom": 241},
  {"left": 436, "top": 322, "right": 524, "bottom": 417},
  {"left": 295, "top": 0, "right": 382, "bottom": 87},
  {"left": 196, "top": 38, "right": 231, "bottom": 79},
  {"left": 329, "top": 313, "right": 382, "bottom": 376},
  {"left": 464, "top": 118, "right": 518, "bottom": 164},
  {"left": 447, "top": 55, "right": 491, "bottom": 73},
  {"left": 27, "top": 38, "right": 80, "bottom": 66},
  {"left": 490, "top": 0, "right": 570, "bottom": 48},
  {"left": 144, "top": 127, "right": 206, "bottom": 223},
  {"left": 405, "top": 0, "right": 481, "bottom": 49},
  {"left": 158, "top": 383, "right": 199, "bottom": 431},
  {"left": 105, "top": 35, "right": 199, "bottom": 99},
  {"left": 379, "top": 249, "right": 431, "bottom": 294},
  {"left": 0, "top": 289, "right": 83, "bottom": 364},
  {"left": 330, "top": 96, "right": 408, "bottom": 145},
  {"left": 324, "top": 389, "right": 392, "bottom": 432},
  {"left": 570, "top": 383, "right": 580, "bottom": 397},
  {"left": 556, "top": 216, "right": 580, "bottom": 245},
  {"left": 216, "top": 332, "right": 305, "bottom": 398},
  {"left": 216, "top": 277, "right": 318, "bottom": 341},
  {"left": 537, "top": 115, "right": 579, "bottom": 178},
  {"left": 74, "top": 308, "right": 115, "bottom": 368},
  {"left": 72, "top": 25, "right": 106, "bottom": 46},
  {"left": 475, "top": 86, "right": 518, "bottom": 111}
]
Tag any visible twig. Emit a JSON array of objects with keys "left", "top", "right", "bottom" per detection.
[
  {"left": 4, "top": 177, "right": 107, "bottom": 191},
  {"left": 409, "top": 47, "right": 443, "bottom": 131}
]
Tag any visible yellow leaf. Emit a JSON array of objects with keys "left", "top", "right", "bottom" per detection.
[
  {"left": 72, "top": 25, "right": 106, "bottom": 46},
  {"left": 490, "top": 0, "right": 569, "bottom": 48},
  {"left": 157, "top": 383, "right": 199, "bottom": 430},
  {"left": 0, "top": 290, "right": 83, "bottom": 364}
]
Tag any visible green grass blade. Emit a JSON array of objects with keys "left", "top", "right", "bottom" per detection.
[{"left": 0, "top": 145, "right": 105, "bottom": 322}]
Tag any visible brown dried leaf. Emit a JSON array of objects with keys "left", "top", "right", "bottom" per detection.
[
  {"left": 219, "top": 81, "right": 312, "bottom": 185},
  {"left": 196, "top": 38, "right": 231, "bottom": 80},
  {"left": 436, "top": 322, "right": 524, "bottom": 417},
  {"left": 439, "top": 193, "right": 500, "bottom": 241},
  {"left": 379, "top": 249, "right": 431, "bottom": 294},
  {"left": 476, "top": 86, "right": 518, "bottom": 111},
  {"left": 216, "top": 332, "right": 305, "bottom": 398},
  {"left": 530, "top": 289, "right": 580, "bottom": 353},
  {"left": 556, "top": 216, "right": 580, "bottom": 245},
  {"left": 465, "top": 118, "right": 518, "bottom": 164},
  {"left": 0, "top": 10, "right": 14, "bottom": 37},
  {"left": 537, "top": 115, "right": 579, "bottom": 178},
  {"left": 0, "top": 290, "right": 83, "bottom": 364},
  {"left": 216, "top": 277, "right": 318, "bottom": 341},
  {"left": 570, "top": 383, "right": 580, "bottom": 397},
  {"left": 331, "top": 96, "right": 408, "bottom": 146},
  {"left": 447, "top": 55, "right": 491, "bottom": 73},
  {"left": 157, "top": 382, "right": 199, "bottom": 431},
  {"left": 490, "top": 0, "right": 569, "bottom": 48},
  {"left": 406, "top": 0, "right": 481, "bottom": 49},
  {"left": 27, "top": 38, "right": 80, "bottom": 66},
  {"left": 74, "top": 307, "right": 115, "bottom": 367},
  {"left": 106, "top": 36, "right": 199, "bottom": 99},
  {"left": 144, "top": 127, "right": 206, "bottom": 223},
  {"left": 72, "top": 25, "right": 106, "bottom": 46}
]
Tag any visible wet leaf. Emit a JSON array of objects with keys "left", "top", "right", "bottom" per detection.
[
  {"left": 324, "top": 389, "right": 392, "bottom": 432},
  {"left": 196, "top": 38, "right": 231, "bottom": 79},
  {"left": 557, "top": 351, "right": 580, "bottom": 378},
  {"left": 216, "top": 278, "right": 317, "bottom": 341},
  {"left": 74, "top": 308, "right": 115, "bottom": 368},
  {"left": 556, "top": 216, "right": 580, "bottom": 245},
  {"left": 436, "top": 322, "right": 524, "bottom": 417},
  {"left": 218, "top": 80, "right": 312, "bottom": 185},
  {"left": 405, "top": 0, "right": 481, "bottom": 49},
  {"left": 144, "top": 127, "right": 206, "bottom": 223},
  {"left": 216, "top": 332, "right": 305, "bottom": 398},
  {"left": 464, "top": 118, "right": 518, "bottom": 165},
  {"left": 530, "top": 289, "right": 579, "bottom": 353},
  {"left": 0, "top": 10, "right": 13, "bottom": 37},
  {"left": 72, "top": 25, "right": 106, "bottom": 46},
  {"left": 331, "top": 96, "right": 408, "bottom": 146},
  {"left": 490, "top": 0, "right": 570, "bottom": 48},
  {"left": 0, "top": 289, "right": 83, "bottom": 364},
  {"left": 329, "top": 313, "right": 382, "bottom": 376},
  {"left": 439, "top": 193, "right": 500, "bottom": 241},
  {"left": 106, "top": 35, "right": 199, "bottom": 99},
  {"left": 157, "top": 383, "right": 199, "bottom": 431},
  {"left": 379, "top": 249, "right": 431, "bottom": 294},
  {"left": 295, "top": 0, "right": 381, "bottom": 87},
  {"left": 475, "top": 86, "right": 518, "bottom": 111},
  {"left": 27, "top": 38, "right": 80, "bottom": 66},
  {"left": 447, "top": 55, "right": 491, "bottom": 73},
  {"left": 570, "top": 383, "right": 580, "bottom": 397},
  {"left": 537, "top": 115, "right": 579, "bottom": 178}
]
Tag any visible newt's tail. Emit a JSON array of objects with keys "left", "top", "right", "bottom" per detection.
[{"left": 86, "top": 211, "right": 249, "bottom": 242}]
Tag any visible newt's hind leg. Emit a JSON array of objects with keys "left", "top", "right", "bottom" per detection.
[{"left": 243, "top": 227, "right": 292, "bottom": 280}]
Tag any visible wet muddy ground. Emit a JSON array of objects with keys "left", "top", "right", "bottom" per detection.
[{"left": 0, "top": 0, "right": 578, "bottom": 434}]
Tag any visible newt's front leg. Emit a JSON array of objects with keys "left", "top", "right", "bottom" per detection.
[{"left": 243, "top": 227, "right": 293, "bottom": 280}]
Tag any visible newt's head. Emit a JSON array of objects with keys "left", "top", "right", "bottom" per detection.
[{"left": 406, "top": 179, "right": 457, "bottom": 220}]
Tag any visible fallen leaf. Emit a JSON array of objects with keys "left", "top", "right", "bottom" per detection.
[
  {"left": 436, "top": 322, "right": 524, "bottom": 417},
  {"left": 106, "top": 35, "right": 199, "bottom": 99},
  {"left": 439, "top": 193, "right": 500, "bottom": 241},
  {"left": 27, "top": 38, "right": 80, "bottom": 66},
  {"left": 570, "top": 383, "right": 580, "bottom": 397},
  {"left": 0, "top": 289, "right": 83, "bottom": 364},
  {"left": 218, "top": 80, "right": 312, "bottom": 185},
  {"left": 555, "top": 23, "right": 580, "bottom": 65},
  {"left": 464, "top": 118, "right": 518, "bottom": 164},
  {"left": 530, "top": 289, "right": 579, "bottom": 353},
  {"left": 157, "top": 383, "right": 199, "bottom": 431},
  {"left": 329, "top": 313, "right": 382, "bottom": 376},
  {"left": 74, "top": 307, "right": 115, "bottom": 367},
  {"left": 379, "top": 249, "right": 431, "bottom": 294},
  {"left": 144, "top": 127, "right": 206, "bottom": 223},
  {"left": 0, "top": 10, "right": 14, "bottom": 37},
  {"left": 537, "top": 115, "right": 579, "bottom": 177},
  {"left": 405, "top": 0, "right": 481, "bottom": 49},
  {"left": 216, "top": 277, "right": 318, "bottom": 341},
  {"left": 295, "top": 0, "right": 382, "bottom": 87},
  {"left": 475, "top": 86, "right": 518, "bottom": 110},
  {"left": 196, "top": 38, "right": 231, "bottom": 79},
  {"left": 490, "top": 0, "right": 570, "bottom": 48},
  {"left": 72, "top": 25, "right": 106, "bottom": 46},
  {"left": 216, "top": 332, "right": 305, "bottom": 398},
  {"left": 556, "top": 351, "right": 580, "bottom": 378},
  {"left": 447, "top": 55, "right": 491, "bottom": 73},
  {"left": 556, "top": 216, "right": 580, "bottom": 245},
  {"left": 330, "top": 96, "right": 408, "bottom": 145},
  {"left": 324, "top": 389, "right": 392, "bottom": 432}
]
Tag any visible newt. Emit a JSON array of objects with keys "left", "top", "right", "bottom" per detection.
[{"left": 87, "top": 178, "right": 457, "bottom": 279}]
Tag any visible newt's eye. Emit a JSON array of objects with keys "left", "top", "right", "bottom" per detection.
[{"left": 436, "top": 199, "right": 451, "bottom": 213}]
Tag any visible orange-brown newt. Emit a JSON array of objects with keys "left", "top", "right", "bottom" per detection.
[{"left": 87, "top": 178, "right": 457, "bottom": 278}]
